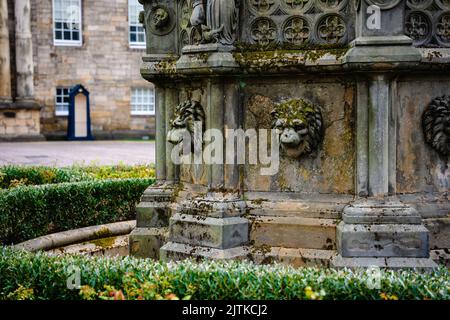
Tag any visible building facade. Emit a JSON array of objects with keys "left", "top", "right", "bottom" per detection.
[{"left": 0, "top": 0, "right": 155, "bottom": 141}]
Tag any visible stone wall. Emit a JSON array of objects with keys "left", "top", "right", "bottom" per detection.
[
  {"left": 31, "top": 0, "right": 155, "bottom": 138},
  {"left": 0, "top": 108, "right": 40, "bottom": 139}
]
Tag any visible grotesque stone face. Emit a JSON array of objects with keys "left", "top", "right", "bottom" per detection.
[
  {"left": 423, "top": 95, "right": 450, "bottom": 156},
  {"left": 153, "top": 7, "right": 169, "bottom": 29},
  {"left": 167, "top": 100, "right": 206, "bottom": 148},
  {"left": 271, "top": 99, "right": 324, "bottom": 158}
]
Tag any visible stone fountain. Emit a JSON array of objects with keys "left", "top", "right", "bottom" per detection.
[{"left": 130, "top": 0, "right": 450, "bottom": 268}]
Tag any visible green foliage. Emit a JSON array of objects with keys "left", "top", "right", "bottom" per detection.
[
  {"left": 0, "top": 165, "right": 155, "bottom": 189},
  {"left": 0, "top": 179, "right": 153, "bottom": 244},
  {"left": 0, "top": 166, "right": 90, "bottom": 189},
  {"left": 0, "top": 248, "right": 449, "bottom": 300},
  {"left": 80, "top": 164, "right": 155, "bottom": 180}
]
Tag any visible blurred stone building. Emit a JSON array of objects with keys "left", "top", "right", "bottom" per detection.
[{"left": 0, "top": 0, "right": 155, "bottom": 141}]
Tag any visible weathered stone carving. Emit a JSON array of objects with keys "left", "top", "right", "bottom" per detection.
[
  {"left": 317, "top": 0, "right": 348, "bottom": 11},
  {"left": 271, "top": 99, "right": 324, "bottom": 158},
  {"left": 316, "top": 14, "right": 347, "bottom": 44},
  {"left": 282, "top": 16, "right": 311, "bottom": 44},
  {"left": 153, "top": 7, "right": 169, "bottom": 29},
  {"left": 244, "top": 0, "right": 351, "bottom": 46},
  {"left": 185, "top": 0, "right": 239, "bottom": 46},
  {"left": 436, "top": 12, "right": 450, "bottom": 47},
  {"left": 190, "top": 0, "right": 206, "bottom": 27},
  {"left": 251, "top": 18, "right": 277, "bottom": 46},
  {"left": 282, "top": 0, "right": 313, "bottom": 13},
  {"left": 422, "top": 95, "right": 450, "bottom": 156},
  {"left": 365, "top": 0, "right": 402, "bottom": 10},
  {"left": 167, "top": 100, "right": 206, "bottom": 148},
  {"left": 405, "top": 11, "right": 433, "bottom": 46},
  {"left": 405, "top": 1, "right": 450, "bottom": 47},
  {"left": 147, "top": 4, "right": 175, "bottom": 35},
  {"left": 436, "top": 0, "right": 450, "bottom": 9}
]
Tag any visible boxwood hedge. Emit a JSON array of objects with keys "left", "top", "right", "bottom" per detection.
[
  {"left": 0, "top": 178, "right": 153, "bottom": 244},
  {"left": 0, "top": 166, "right": 90, "bottom": 189},
  {"left": 0, "top": 248, "right": 449, "bottom": 300},
  {"left": 0, "top": 165, "right": 155, "bottom": 189}
]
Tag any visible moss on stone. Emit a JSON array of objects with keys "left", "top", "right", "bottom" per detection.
[
  {"left": 274, "top": 99, "right": 316, "bottom": 124},
  {"left": 93, "top": 227, "right": 113, "bottom": 239},
  {"left": 90, "top": 236, "right": 117, "bottom": 249},
  {"left": 232, "top": 43, "right": 349, "bottom": 72}
]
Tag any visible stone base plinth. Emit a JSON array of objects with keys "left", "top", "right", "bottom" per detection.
[
  {"left": 129, "top": 227, "right": 168, "bottom": 259},
  {"left": 337, "top": 223, "right": 430, "bottom": 258},
  {"left": 337, "top": 199, "right": 432, "bottom": 263},
  {"left": 129, "top": 184, "right": 175, "bottom": 259},
  {"left": 331, "top": 255, "right": 437, "bottom": 270},
  {"left": 160, "top": 242, "right": 249, "bottom": 261},
  {"left": 159, "top": 195, "right": 250, "bottom": 261},
  {"left": 169, "top": 213, "right": 248, "bottom": 249}
]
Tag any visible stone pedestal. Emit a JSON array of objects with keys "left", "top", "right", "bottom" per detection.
[
  {"left": 333, "top": 199, "right": 437, "bottom": 268},
  {"left": 160, "top": 194, "right": 249, "bottom": 261},
  {"left": 134, "top": 0, "right": 450, "bottom": 268},
  {"left": 129, "top": 184, "right": 174, "bottom": 259}
]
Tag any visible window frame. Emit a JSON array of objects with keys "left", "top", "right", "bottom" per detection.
[
  {"left": 131, "top": 87, "right": 155, "bottom": 116},
  {"left": 55, "top": 87, "right": 71, "bottom": 117},
  {"left": 52, "top": 0, "right": 83, "bottom": 47},
  {"left": 128, "top": 0, "right": 146, "bottom": 49}
]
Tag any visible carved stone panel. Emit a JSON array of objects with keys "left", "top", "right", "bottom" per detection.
[
  {"left": 242, "top": 0, "right": 354, "bottom": 46},
  {"left": 178, "top": 0, "right": 240, "bottom": 48},
  {"left": 405, "top": 0, "right": 450, "bottom": 47}
]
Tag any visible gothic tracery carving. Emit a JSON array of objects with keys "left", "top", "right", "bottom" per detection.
[
  {"left": 245, "top": 0, "right": 351, "bottom": 46},
  {"left": 405, "top": 0, "right": 450, "bottom": 47}
]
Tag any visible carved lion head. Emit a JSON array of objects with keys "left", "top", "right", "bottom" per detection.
[
  {"left": 167, "top": 100, "right": 206, "bottom": 148},
  {"left": 271, "top": 99, "right": 324, "bottom": 158},
  {"left": 423, "top": 95, "right": 450, "bottom": 156}
]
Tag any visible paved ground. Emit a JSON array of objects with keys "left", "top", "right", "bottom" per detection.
[{"left": 0, "top": 141, "right": 155, "bottom": 167}]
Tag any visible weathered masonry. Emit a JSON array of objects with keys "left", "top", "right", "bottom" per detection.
[
  {"left": 130, "top": 0, "right": 450, "bottom": 268},
  {"left": 0, "top": 0, "right": 42, "bottom": 140}
]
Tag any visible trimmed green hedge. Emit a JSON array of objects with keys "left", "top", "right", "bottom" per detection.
[
  {"left": 0, "top": 179, "right": 153, "bottom": 244},
  {"left": 0, "top": 165, "right": 155, "bottom": 189},
  {"left": 0, "top": 248, "right": 449, "bottom": 300},
  {"left": 0, "top": 166, "right": 90, "bottom": 189}
]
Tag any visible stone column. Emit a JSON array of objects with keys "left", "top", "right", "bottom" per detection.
[
  {"left": 333, "top": 0, "right": 436, "bottom": 268},
  {"left": 130, "top": 0, "right": 182, "bottom": 259},
  {"left": 14, "top": 0, "right": 35, "bottom": 105},
  {"left": 0, "top": 0, "right": 12, "bottom": 104},
  {"left": 155, "top": 85, "right": 167, "bottom": 181},
  {"left": 165, "top": 86, "right": 179, "bottom": 184}
]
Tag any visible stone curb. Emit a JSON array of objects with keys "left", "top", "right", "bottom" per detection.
[{"left": 13, "top": 220, "right": 136, "bottom": 252}]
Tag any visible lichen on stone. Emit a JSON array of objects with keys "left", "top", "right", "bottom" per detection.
[{"left": 232, "top": 42, "right": 349, "bottom": 72}]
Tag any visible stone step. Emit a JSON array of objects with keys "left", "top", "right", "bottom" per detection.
[
  {"left": 331, "top": 255, "right": 438, "bottom": 270},
  {"left": 160, "top": 242, "right": 336, "bottom": 268},
  {"left": 250, "top": 247, "right": 336, "bottom": 267},
  {"left": 160, "top": 242, "right": 249, "bottom": 261},
  {"left": 250, "top": 216, "right": 337, "bottom": 250},
  {"left": 247, "top": 199, "right": 345, "bottom": 219},
  {"left": 337, "top": 223, "right": 430, "bottom": 258},
  {"left": 169, "top": 213, "right": 249, "bottom": 250}
]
